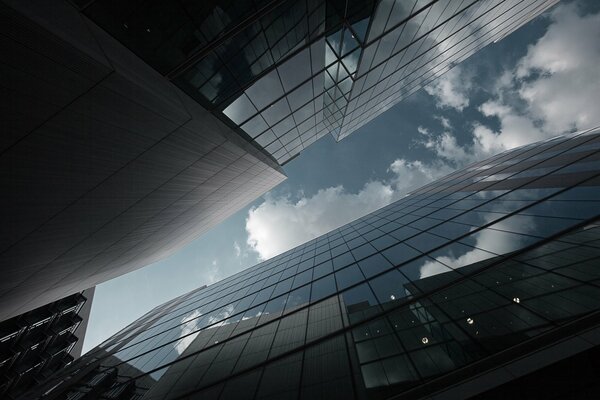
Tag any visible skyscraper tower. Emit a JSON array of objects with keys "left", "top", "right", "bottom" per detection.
[
  {"left": 0, "top": 0, "right": 557, "bottom": 322},
  {"left": 23, "top": 126, "right": 600, "bottom": 399}
]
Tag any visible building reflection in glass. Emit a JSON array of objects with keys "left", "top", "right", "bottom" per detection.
[{"left": 22, "top": 127, "right": 600, "bottom": 399}]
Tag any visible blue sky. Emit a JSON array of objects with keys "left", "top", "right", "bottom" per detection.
[{"left": 82, "top": 0, "right": 600, "bottom": 353}]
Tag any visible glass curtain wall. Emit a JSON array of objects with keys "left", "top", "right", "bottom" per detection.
[
  {"left": 23, "top": 126, "right": 600, "bottom": 399},
  {"left": 77, "top": 0, "right": 557, "bottom": 164}
]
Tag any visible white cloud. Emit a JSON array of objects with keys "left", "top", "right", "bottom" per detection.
[
  {"left": 515, "top": 3, "right": 600, "bottom": 133},
  {"left": 419, "top": 247, "right": 490, "bottom": 280},
  {"left": 423, "top": 131, "right": 479, "bottom": 165},
  {"left": 389, "top": 159, "right": 454, "bottom": 190},
  {"left": 421, "top": 3, "right": 600, "bottom": 167},
  {"left": 246, "top": 184, "right": 395, "bottom": 260},
  {"left": 425, "top": 66, "right": 471, "bottom": 111},
  {"left": 246, "top": 159, "right": 452, "bottom": 260},
  {"left": 203, "top": 259, "right": 221, "bottom": 285},
  {"left": 175, "top": 310, "right": 202, "bottom": 355},
  {"left": 233, "top": 241, "right": 241, "bottom": 257},
  {"left": 418, "top": 209, "right": 537, "bottom": 280},
  {"left": 206, "top": 304, "right": 234, "bottom": 326},
  {"left": 417, "top": 126, "right": 430, "bottom": 136},
  {"left": 175, "top": 303, "right": 237, "bottom": 355},
  {"left": 476, "top": 102, "right": 547, "bottom": 148},
  {"left": 417, "top": 123, "right": 505, "bottom": 167},
  {"left": 476, "top": 3, "right": 600, "bottom": 149},
  {"left": 436, "top": 116, "right": 452, "bottom": 130},
  {"left": 245, "top": 2, "right": 600, "bottom": 268},
  {"left": 407, "top": 2, "right": 600, "bottom": 281},
  {"left": 418, "top": 259, "right": 452, "bottom": 280}
]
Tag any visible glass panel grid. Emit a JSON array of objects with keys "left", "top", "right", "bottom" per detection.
[{"left": 32, "top": 128, "right": 600, "bottom": 400}]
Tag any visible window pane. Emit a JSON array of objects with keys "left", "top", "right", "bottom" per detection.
[
  {"left": 310, "top": 275, "right": 337, "bottom": 302},
  {"left": 335, "top": 264, "right": 364, "bottom": 290},
  {"left": 369, "top": 269, "right": 411, "bottom": 306}
]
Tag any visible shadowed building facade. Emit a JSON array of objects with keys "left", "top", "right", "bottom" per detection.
[
  {"left": 0, "top": 0, "right": 286, "bottom": 323},
  {"left": 0, "top": 0, "right": 556, "bottom": 322},
  {"left": 21, "top": 126, "right": 600, "bottom": 399},
  {"left": 71, "top": 0, "right": 558, "bottom": 162},
  {"left": 0, "top": 289, "right": 94, "bottom": 399}
]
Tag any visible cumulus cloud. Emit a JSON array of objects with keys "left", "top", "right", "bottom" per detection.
[
  {"left": 422, "top": 130, "right": 480, "bottom": 165},
  {"left": 514, "top": 3, "right": 600, "bottom": 133},
  {"left": 477, "top": 3, "right": 600, "bottom": 147},
  {"left": 436, "top": 116, "right": 452, "bottom": 130},
  {"left": 389, "top": 159, "right": 454, "bottom": 189},
  {"left": 425, "top": 66, "right": 472, "bottom": 111},
  {"left": 245, "top": 2, "right": 600, "bottom": 264},
  {"left": 246, "top": 159, "right": 452, "bottom": 260},
  {"left": 418, "top": 102, "right": 539, "bottom": 166},
  {"left": 417, "top": 121, "right": 506, "bottom": 168},
  {"left": 420, "top": 3, "right": 600, "bottom": 166},
  {"left": 246, "top": 183, "right": 395, "bottom": 260}
]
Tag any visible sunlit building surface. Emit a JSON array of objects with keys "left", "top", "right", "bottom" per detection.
[
  {"left": 0, "top": 289, "right": 94, "bottom": 399},
  {"left": 76, "top": 0, "right": 558, "bottom": 164},
  {"left": 23, "top": 126, "right": 600, "bottom": 399}
]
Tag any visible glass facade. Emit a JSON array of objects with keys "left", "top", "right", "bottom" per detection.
[
  {"left": 76, "top": 0, "right": 557, "bottom": 164},
  {"left": 0, "top": 289, "right": 93, "bottom": 399},
  {"left": 23, "top": 126, "right": 600, "bottom": 399}
]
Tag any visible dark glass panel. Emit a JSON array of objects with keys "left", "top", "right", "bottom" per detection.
[
  {"left": 284, "top": 285, "right": 311, "bottom": 314},
  {"left": 332, "top": 251, "right": 356, "bottom": 270},
  {"left": 369, "top": 269, "right": 411, "bottom": 306},
  {"left": 334, "top": 264, "right": 364, "bottom": 290},
  {"left": 358, "top": 253, "right": 393, "bottom": 278},
  {"left": 341, "top": 283, "right": 380, "bottom": 324},
  {"left": 382, "top": 242, "right": 421, "bottom": 267},
  {"left": 313, "top": 260, "right": 334, "bottom": 279},
  {"left": 310, "top": 275, "right": 337, "bottom": 302}
]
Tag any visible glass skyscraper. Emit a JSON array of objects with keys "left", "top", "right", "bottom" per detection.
[
  {"left": 78, "top": 0, "right": 557, "bottom": 164},
  {"left": 0, "top": 0, "right": 555, "bottom": 323},
  {"left": 23, "top": 126, "right": 600, "bottom": 399}
]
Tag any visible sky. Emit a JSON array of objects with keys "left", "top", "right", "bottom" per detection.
[{"left": 82, "top": 0, "right": 600, "bottom": 354}]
